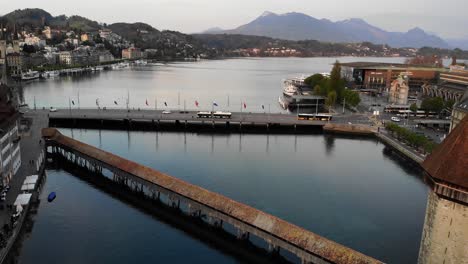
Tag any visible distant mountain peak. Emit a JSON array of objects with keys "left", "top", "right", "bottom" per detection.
[
  {"left": 208, "top": 11, "right": 450, "bottom": 48},
  {"left": 260, "top": 11, "right": 276, "bottom": 17},
  {"left": 407, "top": 27, "right": 425, "bottom": 34}
]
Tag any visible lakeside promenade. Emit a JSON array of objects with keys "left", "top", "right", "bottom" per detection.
[{"left": 0, "top": 111, "right": 47, "bottom": 262}]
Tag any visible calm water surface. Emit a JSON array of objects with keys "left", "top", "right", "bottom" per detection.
[
  {"left": 16, "top": 58, "right": 429, "bottom": 264},
  {"left": 22, "top": 57, "right": 406, "bottom": 112},
  {"left": 17, "top": 129, "right": 428, "bottom": 264}
]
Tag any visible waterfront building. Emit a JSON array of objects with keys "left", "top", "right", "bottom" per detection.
[
  {"left": 0, "top": 84, "right": 21, "bottom": 188},
  {"left": 59, "top": 51, "right": 72, "bottom": 65},
  {"left": 340, "top": 62, "right": 443, "bottom": 94},
  {"left": 122, "top": 47, "right": 143, "bottom": 60},
  {"left": 6, "top": 52, "right": 25, "bottom": 77},
  {"left": 59, "top": 51, "right": 95, "bottom": 66},
  {"left": 97, "top": 50, "right": 115, "bottom": 63},
  {"left": 418, "top": 116, "right": 468, "bottom": 264},
  {"left": 450, "top": 90, "right": 468, "bottom": 131},
  {"left": 389, "top": 75, "right": 409, "bottom": 105},
  {"left": 422, "top": 70, "right": 468, "bottom": 102}
]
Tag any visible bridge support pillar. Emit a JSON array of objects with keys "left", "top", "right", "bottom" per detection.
[
  {"left": 236, "top": 229, "right": 249, "bottom": 241},
  {"left": 268, "top": 243, "right": 280, "bottom": 255}
]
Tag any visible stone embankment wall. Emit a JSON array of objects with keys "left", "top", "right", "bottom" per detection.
[{"left": 323, "top": 124, "right": 376, "bottom": 135}]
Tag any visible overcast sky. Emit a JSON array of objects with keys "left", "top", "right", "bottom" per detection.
[{"left": 2, "top": 0, "right": 467, "bottom": 38}]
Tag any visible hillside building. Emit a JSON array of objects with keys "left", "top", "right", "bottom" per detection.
[{"left": 122, "top": 47, "right": 142, "bottom": 60}]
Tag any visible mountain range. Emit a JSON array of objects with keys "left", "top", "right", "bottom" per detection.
[{"left": 205, "top": 11, "right": 459, "bottom": 49}]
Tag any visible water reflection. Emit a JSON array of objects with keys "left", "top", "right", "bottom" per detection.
[{"left": 324, "top": 135, "right": 335, "bottom": 156}]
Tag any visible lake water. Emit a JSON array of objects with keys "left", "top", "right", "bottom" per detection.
[
  {"left": 16, "top": 58, "right": 429, "bottom": 264},
  {"left": 21, "top": 57, "right": 406, "bottom": 113}
]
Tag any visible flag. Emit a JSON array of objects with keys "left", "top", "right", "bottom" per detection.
[
  {"left": 114, "top": 101, "right": 118, "bottom": 105},
  {"left": 213, "top": 102, "right": 218, "bottom": 107},
  {"left": 96, "top": 99, "right": 99, "bottom": 106},
  {"left": 164, "top": 102, "right": 168, "bottom": 107},
  {"left": 243, "top": 102, "right": 247, "bottom": 109},
  {"left": 195, "top": 100, "right": 199, "bottom": 107},
  {"left": 72, "top": 100, "right": 75, "bottom": 105},
  {"left": 145, "top": 99, "right": 149, "bottom": 106},
  {"left": 262, "top": 105, "right": 264, "bottom": 110}
]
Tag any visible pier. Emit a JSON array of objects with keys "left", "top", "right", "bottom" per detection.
[{"left": 42, "top": 127, "right": 382, "bottom": 264}]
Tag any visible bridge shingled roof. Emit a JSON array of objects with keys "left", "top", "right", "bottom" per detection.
[
  {"left": 42, "top": 128, "right": 382, "bottom": 264},
  {"left": 423, "top": 116, "right": 468, "bottom": 189}
]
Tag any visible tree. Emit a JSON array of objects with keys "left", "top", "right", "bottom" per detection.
[
  {"left": 304, "top": 73, "right": 324, "bottom": 88},
  {"left": 328, "top": 61, "right": 345, "bottom": 99},
  {"left": 343, "top": 89, "right": 361, "bottom": 107},
  {"left": 410, "top": 103, "right": 418, "bottom": 115},
  {"left": 421, "top": 97, "right": 444, "bottom": 113},
  {"left": 326, "top": 91, "right": 337, "bottom": 109},
  {"left": 313, "top": 85, "right": 321, "bottom": 96},
  {"left": 444, "top": 100, "right": 455, "bottom": 110},
  {"left": 22, "top": 44, "right": 36, "bottom": 54}
]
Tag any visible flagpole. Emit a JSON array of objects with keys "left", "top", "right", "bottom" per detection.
[
  {"left": 127, "top": 90, "right": 130, "bottom": 111},
  {"left": 178, "top": 92, "right": 180, "bottom": 111},
  {"left": 68, "top": 97, "right": 72, "bottom": 116},
  {"left": 240, "top": 101, "right": 242, "bottom": 121},
  {"left": 78, "top": 90, "right": 80, "bottom": 109},
  {"left": 184, "top": 100, "right": 186, "bottom": 112},
  {"left": 268, "top": 104, "right": 271, "bottom": 123},
  {"left": 155, "top": 97, "right": 157, "bottom": 111}
]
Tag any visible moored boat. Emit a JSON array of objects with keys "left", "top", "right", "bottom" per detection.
[{"left": 21, "top": 70, "right": 40, "bottom": 81}]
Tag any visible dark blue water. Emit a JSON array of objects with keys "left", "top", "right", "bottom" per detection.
[{"left": 17, "top": 129, "right": 428, "bottom": 264}]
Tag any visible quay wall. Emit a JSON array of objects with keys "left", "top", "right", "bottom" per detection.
[
  {"left": 49, "top": 117, "right": 324, "bottom": 134},
  {"left": 375, "top": 133, "right": 425, "bottom": 164}
]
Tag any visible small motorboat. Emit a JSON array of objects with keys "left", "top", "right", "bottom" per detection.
[{"left": 47, "top": 192, "right": 56, "bottom": 202}]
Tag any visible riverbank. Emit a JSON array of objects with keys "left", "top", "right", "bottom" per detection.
[{"left": 0, "top": 111, "right": 48, "bottom": 263}]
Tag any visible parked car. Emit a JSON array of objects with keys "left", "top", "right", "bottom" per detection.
[
  {"left": 162, "top": 110, "right": 172, "bottom": 114},
  {"left": 49, "top": 107, "right": 58, "bottom": 112},
  {"left": 391, "top": 117, "right": 401, "bottom": 122}
]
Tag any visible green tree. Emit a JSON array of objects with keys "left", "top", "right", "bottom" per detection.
[
  {"left": 304, "top": 73, "right": 324, "bottom": 88},
  {"left": 421, "top": 97, "right": 444, "bottom": 113},
  {"left": 313, "top": 85, "right": 321, "bottom": 96},
  {"left": 410, "top": 103, "right": 418, "bottom": 115},
  {"left": 326, "top": 91, "right": 337, "bottom": 109},
  {"left": 343, "top": 89, "right": 361, "bottom": 107},
  {"left": 328, "top": 61, "right": 345, "bottom": 99},
  {"left": 444, "top": 100, "right": 455, "bottom": 110}
]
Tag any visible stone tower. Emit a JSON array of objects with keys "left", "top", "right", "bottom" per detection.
[
  {"left": 389, "top": 74, "right": 409, "bottom": 105},
  {"left": 418, "top": 116, "right": 468, "bottom": 264}
]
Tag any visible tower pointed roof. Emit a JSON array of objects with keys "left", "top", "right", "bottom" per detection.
[{"left": 423, "top": 116, "right": 468, "bottom": 189}]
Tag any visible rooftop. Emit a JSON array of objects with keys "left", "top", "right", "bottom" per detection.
[{"left": 422, "top": 115, "right": 468, "bottom": 189}]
